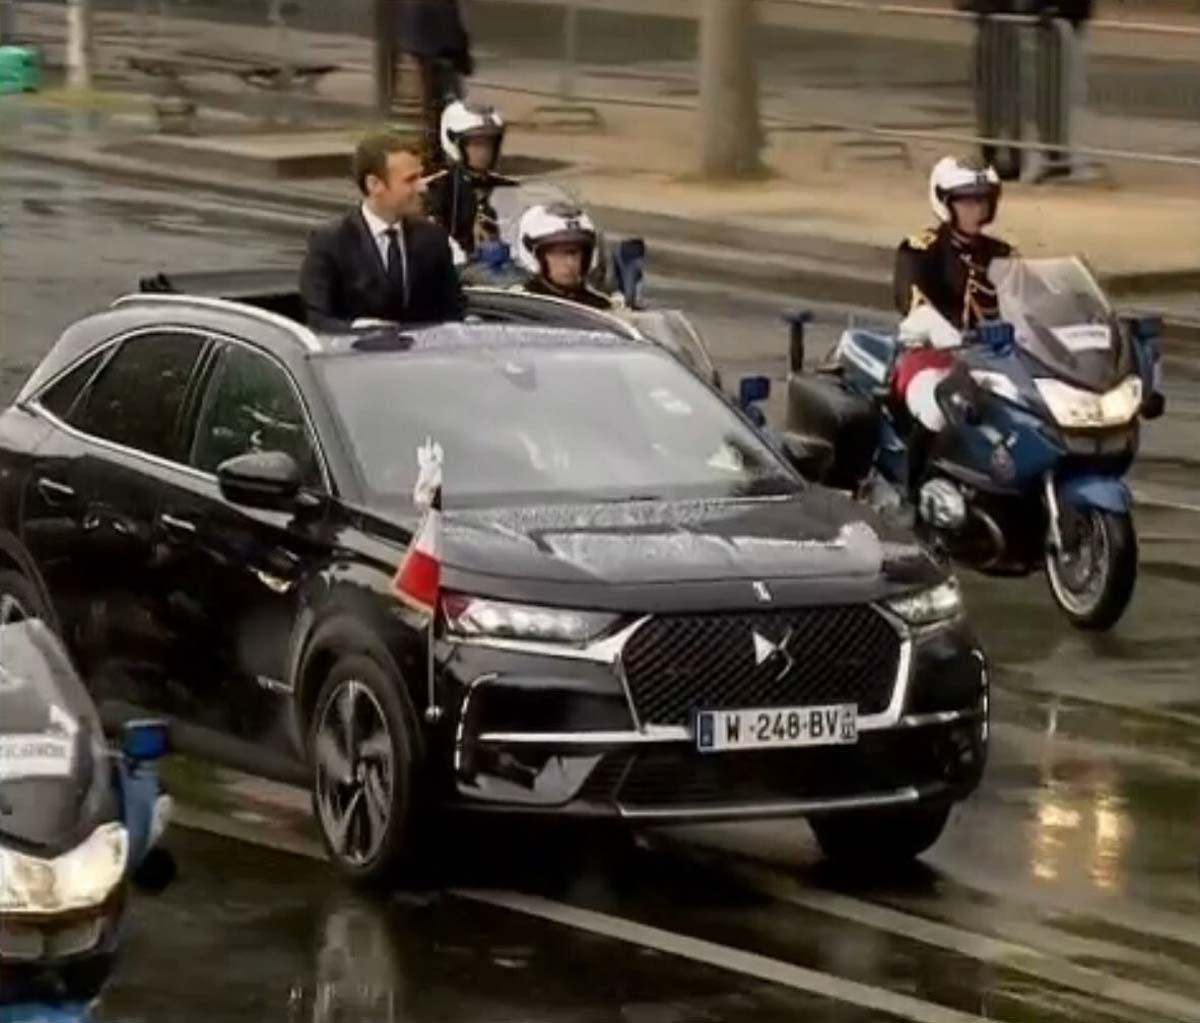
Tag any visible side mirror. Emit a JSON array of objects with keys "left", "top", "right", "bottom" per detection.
[
  {"left": 738, "top": 375, "right": 771, "bottom": 429},
  {"left": 612, "top": 237, "right": 646, "bottom": 310},
  {"left": 784, "top": 310, "right": 814, "bottom": 375},
  {"left": 738, "top": 374, "right": 771, "bottom": 407},
  {"left": 122, "top": 719, "right": 170, "bottom": 762},
  {"left": 217, "top": 450, "right": 303, "bottom": 511}
]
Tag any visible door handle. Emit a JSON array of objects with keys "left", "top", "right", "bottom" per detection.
[
  {"left": 159, "top": 513, "right": 197, "bottom": 536},
  {"left": 36, "top": 477, "right": 75, "bottom": 502}
]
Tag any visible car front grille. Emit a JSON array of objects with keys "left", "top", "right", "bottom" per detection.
[{"left": 620, "top": 606, "right": 902, "bottom": 727}]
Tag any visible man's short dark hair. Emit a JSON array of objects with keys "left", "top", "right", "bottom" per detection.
[{"left": 353, "top": 132, "right": 417, "bottom": 194}]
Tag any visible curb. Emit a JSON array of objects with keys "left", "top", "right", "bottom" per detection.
[{"left": 4, "top": 138, "right": 1198, "bottom": 344}]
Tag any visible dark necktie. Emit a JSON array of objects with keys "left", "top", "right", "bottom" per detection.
[{"left": 385, "top": 225, "right": 407, "bottom": 310}]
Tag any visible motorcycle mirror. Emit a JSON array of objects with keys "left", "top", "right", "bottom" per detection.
[
  {"left": 477, "top": 239, "right": 512, "bottom": 270},
  {"left": 738, "top": 374, "right": 771, "bottom": 407},
  {"left": 132, "top": 846, "right": 178, "bottom": 895},
  {"left": 122, "top": 720, "right": 171, "bottom": 762}
]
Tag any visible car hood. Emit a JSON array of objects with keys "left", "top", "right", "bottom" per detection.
[{"left": 439, "top": 490, "right": 942, "bottom": 608}]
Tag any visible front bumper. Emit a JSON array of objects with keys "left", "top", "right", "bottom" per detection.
[{"left": 440, "top": 611, "right": 988, "bottom": 823}]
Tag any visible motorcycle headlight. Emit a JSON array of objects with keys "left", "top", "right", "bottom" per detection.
[
  {"left": 886, "top": 579, "right": 963, "bottom": 627},
  {"left": 443, "top": 594, "right": 622, "bottom": 644},
  {"left": 0, "top": 822, "right": 128, "bottom": 915},
  {"left": 1035, "top": 376, "right": 1143, "bottom": 429}
]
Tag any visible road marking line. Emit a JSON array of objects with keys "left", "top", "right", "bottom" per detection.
[
  {"left": 453, "top": 888, "right": 991, "bottom": 1023},
  {"left": 725, "top": 865, "right": 1200, "bottom": 1023}
]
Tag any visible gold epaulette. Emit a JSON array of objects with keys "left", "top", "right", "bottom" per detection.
[{"left": 906, "top": 228, "right": 938, "bottom": 251}]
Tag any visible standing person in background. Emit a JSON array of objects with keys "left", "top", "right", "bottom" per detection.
[
  {"left": 397, "top": 0, "right": 475, "bottom": 171},
  {"left": 1034, "top": 0, "right": 1093, "bottom": 179},
  {"left": 957, "top": 0, "right": 1024, "bottom": 182}
]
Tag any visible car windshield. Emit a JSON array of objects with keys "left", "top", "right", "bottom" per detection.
[
  {"left": 990, "top": 256, "right": 1130, "bottom": 388},
  {"left": 318, "top": 342, "right": 798, "bottom": 508}
]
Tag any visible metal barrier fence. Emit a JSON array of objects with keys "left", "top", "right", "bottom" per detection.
[
  {"left": 462, "top": 0, "right": 1200, "bottom": 178},
  {"left": 4, "top": 0, "right": 1198, "bottom": 177}
]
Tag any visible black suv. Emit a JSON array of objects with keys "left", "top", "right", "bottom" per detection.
[{"left": 0, "top": 282, "right": 988, "bottom": 883}]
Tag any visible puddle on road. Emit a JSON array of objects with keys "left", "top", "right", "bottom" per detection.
[{"left": 991, "top": 682, "right": 1200, "bottom": 760}]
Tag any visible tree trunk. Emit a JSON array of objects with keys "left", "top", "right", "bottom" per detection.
[
  {"left": 698, "top": 0, "right": 764, "bottom": 179},
  {"left": 66, "top": 0, "right": 93, "bottom": 90}
]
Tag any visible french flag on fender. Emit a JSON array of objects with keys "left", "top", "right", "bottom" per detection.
[{"left": 392, "top": 438, "right": 444, "bottom": 618}]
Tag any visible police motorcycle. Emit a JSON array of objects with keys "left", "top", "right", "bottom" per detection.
[
  {"left": 781, "top": 256, "right": 1164, "bottom": 631},
  {"left": 0, "top": 607, "right": 175, "bottom": 1021},
  {"left": 460, "top": 181, "right": 726, "bottom": 388}
]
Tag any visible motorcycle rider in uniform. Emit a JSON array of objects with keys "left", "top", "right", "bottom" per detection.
[
  {"left": 517, "top": 203, "right": 614, "bottom": 311},
  {"left": 424, "top": 100, "right": 517, "bottom": 259},
  {"left": 891, "top": 155, "right": 1012, "bottom": 498}
]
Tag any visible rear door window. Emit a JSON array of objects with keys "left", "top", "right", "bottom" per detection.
[
  {"left": 37, "top": 350, "right": 109, "bottom": 423},
  {"left": 69, "top": 332, "right": 208, "bottom": 461}
]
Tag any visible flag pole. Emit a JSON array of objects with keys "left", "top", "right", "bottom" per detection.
[{"left": 424, "top": 609, "right": 442, "bottom": 723}]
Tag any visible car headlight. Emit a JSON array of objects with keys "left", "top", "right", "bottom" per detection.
[
  {"left": 1035, "top": 376, "right": 1142, "bottom": 429},
  {"left": 886, "top": 579, "right": 963, "bottom": 627},
  {"left": 443, "top": 595, "right": 622, "bottom": 644},
  {"left": 0, "top": 822, "right": 128, "bottom": 915}
]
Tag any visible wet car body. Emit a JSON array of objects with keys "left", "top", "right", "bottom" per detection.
[{"left": 0, "top": 286, "right": 988, "bottom": 880}]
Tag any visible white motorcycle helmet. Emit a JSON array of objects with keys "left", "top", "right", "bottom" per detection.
[
  {"left": 516, "top": 203, "right": 599, "bottom": 277},
  {"left": 929, "top": 155, "right": 1001, "bottom": 227},
  {"left": 440, "top": 100, "right": 505, "bottom": 171}
]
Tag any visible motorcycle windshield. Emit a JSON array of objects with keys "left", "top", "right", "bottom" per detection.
[
  {"left": 622, "top": 309, "right": 720, "bottom": 385},
  {"left": 991, "top": 257, "right": 1132, "bottom": 391},
  {"left": 0, "top": 621, "right": 116, "bottom": 854}
]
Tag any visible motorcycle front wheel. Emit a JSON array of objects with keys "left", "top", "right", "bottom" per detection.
[{"left": 1045, "top": 509, "right": 1138, "bottom": 631}]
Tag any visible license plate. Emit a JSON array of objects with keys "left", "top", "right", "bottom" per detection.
[{"left": 695, "top": 704, "right": 858, "bottom": 753}]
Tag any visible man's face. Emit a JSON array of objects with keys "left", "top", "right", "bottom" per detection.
[
  {"left": 464, "top": 137, "right": 496, "bottom": 172},
  {"left": 543, "top": 244, "right": 586, "bottom": 289},
  {"left": 952, "top": 196, "right": 989, "bottom": 236},
  {"left": 367, "top": 150, "right": 426, "bottom": 220}
]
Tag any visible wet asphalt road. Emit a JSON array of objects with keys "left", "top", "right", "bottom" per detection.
[{"left": 3, "top": 160, "right": 1200, "bottom": 1023}]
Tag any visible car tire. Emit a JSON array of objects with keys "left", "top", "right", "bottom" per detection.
[
  {"left": 809, "top": 803, "right": 950, "bottom": 869},
  {"left": 308, "top": 653, "right": 433, "bottom": 888},
  {"left": 0, "top": 567, "right": 50, "bottom": 625}
]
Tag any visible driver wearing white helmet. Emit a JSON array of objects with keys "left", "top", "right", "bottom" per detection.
[
  {"left": 891, "top": 155, "right": 1014, "bottom": 500},
  {"left": 424, "top": 100, "right": 517, "bottom": 258},
  {"left": 517, "top": 203, "right": 613, "bottom": 311},
  {"left": 894, "top": 155, "right": 1012, "bottom": 330}
]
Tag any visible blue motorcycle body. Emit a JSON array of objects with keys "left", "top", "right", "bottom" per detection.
[{"left": 782, "top": 257, "right": 1163, "bottom": 629}]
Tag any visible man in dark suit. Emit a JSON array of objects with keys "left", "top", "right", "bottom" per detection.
[{"left": 300, "top": 132, "right": 465, "bottom": 331}]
